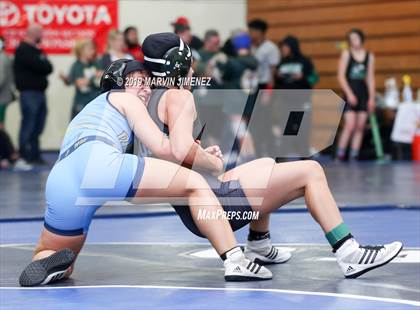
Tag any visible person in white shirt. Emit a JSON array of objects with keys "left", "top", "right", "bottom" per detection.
[
  {"left": 247, "top": 19, "right": 280, "bottom": 156},
  {"left": 248, "top": 19, "right": 280, "bottom": 89}
]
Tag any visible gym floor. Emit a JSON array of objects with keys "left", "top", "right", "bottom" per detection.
[{"left": 1, "top": 160, "right": 419, "bottom": 309}]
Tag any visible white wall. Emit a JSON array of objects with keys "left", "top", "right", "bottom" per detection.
[
  {"left": 5, "top": 0, "right": 246, "bottom": 149},
  {"left": 120, "top": 0, "right": 247, "bottom": 41}
]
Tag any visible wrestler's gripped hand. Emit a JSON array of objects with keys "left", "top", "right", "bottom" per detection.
[
  {"left": 202, "top": 145, "right": 224, "bottom": 174},
  {"left": 205, "top": 145, "right": 223, "bottom": 159},
  {"left": 195, "top": 140, "right": 223, "bottom": 159}
]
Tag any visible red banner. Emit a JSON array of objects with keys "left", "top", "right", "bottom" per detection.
[{"left": 0, "top": 0, "right": 118, "bottom": 54}]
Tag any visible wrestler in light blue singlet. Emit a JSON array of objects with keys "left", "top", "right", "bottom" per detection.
[{"left": 44, "top": 92, "right": 145, "bottom": 236}]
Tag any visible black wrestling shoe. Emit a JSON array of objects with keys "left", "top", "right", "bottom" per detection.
[{"left": 19, "top": 248, "right": 76, "bottom": 287}]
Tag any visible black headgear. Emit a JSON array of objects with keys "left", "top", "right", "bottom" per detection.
[
  {"left": 100, "top": 59, "right": 145, "bottom": 92},
  {"left": 142, "top": 32, "right": 192, "bottom": 78}
]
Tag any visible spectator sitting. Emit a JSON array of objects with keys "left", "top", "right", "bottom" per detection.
[
  {"left": 13, "top": 24, "right": 53, "bottom": 165},
  {"left": 99, "top": 29, "right": 133, "bottom": 70},
  {"left": 123, "top": 26, "right": 144, "bottom": 62},
  {"left": 0, "top": 36, "right": 32, "bottom": 171},
  {"left": 67, "top": 39, "right": 102, "bottom": 119}
]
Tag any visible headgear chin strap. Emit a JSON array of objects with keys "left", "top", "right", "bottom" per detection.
[{"left": 144, "top": 38, "right": 192, "bottom": 78}]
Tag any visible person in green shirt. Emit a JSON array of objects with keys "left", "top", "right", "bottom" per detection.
[
  {"left": 67, "top": 39, "right": 102, "bottom": 119},
  {"left": 196, "top": 30, "right": 222, "bottom": 80},
  {"left": 194, "top": 30, "right": 226, "bottom": 146}
]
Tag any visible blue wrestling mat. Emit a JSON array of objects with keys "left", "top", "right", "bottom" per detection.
[{"left": 1, "top": 162, "right": 419, "bottom": 309}]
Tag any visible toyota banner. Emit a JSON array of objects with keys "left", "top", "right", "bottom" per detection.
[{"left": 0, "top": 0, "right": 118, "bottom": 54}]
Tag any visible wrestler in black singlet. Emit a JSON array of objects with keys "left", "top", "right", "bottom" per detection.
[
  {"left": 146, "top": 87, "right": 254, "bottom": 238},
  {"left": 344, "top": 51, "right": 369, "bottom": 112}
]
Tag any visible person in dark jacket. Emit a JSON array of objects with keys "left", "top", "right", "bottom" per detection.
[
  {"left": 13, "top": 24, "right": 53, "bottom": 164},
  {"left": 274, "top": 35, "right": 318, "bottom": 158},
  {"left": 275, "top": 35, "right": 317, "bottom": 89}
]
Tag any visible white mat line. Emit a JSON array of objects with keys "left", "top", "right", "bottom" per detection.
[{"left": 1, "top": 242, "right": 419, "bottom": 249}]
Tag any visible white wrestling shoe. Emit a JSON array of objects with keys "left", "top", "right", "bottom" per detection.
[
  {"left": 223, "top": 247, "right": 272, "bottom": 281},
  {"left": 244, "top": 238, "right": 292, "bottom": 265},
  {"left": 335, "top": 238, "right": 403, "bottom": 278}
]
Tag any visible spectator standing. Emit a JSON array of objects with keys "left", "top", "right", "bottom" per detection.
[
  {"left": 0, "top": 36, "right": 14, "bottom": 128},
  {"left": 194, "top": 30, "right": 225, "bottom": 146},
  {"left": 248, "top": 19, "right": 279, "bottom": 90},
  {"left": 247, "top": 19, "right": 280, "bottom": 156},
  {"left": 67, "top": 39, "right": 101, "bottom": 119},
  {"left": 275, "top": 35, "right": 317, "bottom": 90},
  {"left": 99, "top": 29, "right": 133, "bottom": 70},
  {"left": 223, "top": 33, "right": 259, "bottom": 96},
  {"left": 172, "top": 16, "right": 203, "bottom": 50},
  {"left": 221, "top": 37, "right": 236, "bottom": 57},
  {"left": 172, "top": 17, "right": 202, "bottom": 62},
  {"left": 0, "top": 36, "right": 32, "bottom": 171},
  {"left": 336, "top": 29, "right": 375, "bottom": 161},
  {"left": 275, "top": 35, "right": 318, "bottom": 157},
  {"left": 196, "top": 30, "right": 225, "bottom": 89},
  {"left": 13, "top": 24, "right": 53, "bottom": 164},
  {"left": 197, "top": 30, "right": 221, "bottom": 70},
  {"left": 123, "top": 26, "right": 144, "bottom": 62},
  {"left": 221, "top": 32, "right": 258, "bottom": 167}
]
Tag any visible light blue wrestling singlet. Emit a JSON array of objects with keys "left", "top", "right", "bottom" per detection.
[{"left": 44, "top": 92, "right": 145, "bottom": 236}]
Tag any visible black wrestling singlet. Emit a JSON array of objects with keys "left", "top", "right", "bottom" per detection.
[{"left": 345, "top": 51, "right": 369, "bottom": 111}]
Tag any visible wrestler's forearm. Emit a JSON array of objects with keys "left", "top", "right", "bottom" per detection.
[
  {"left": 151, "top": 140, "right": 220, "bottom": 172},
  {"left": 155, "top": 138, "right": 179, "bottom": 162}
]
